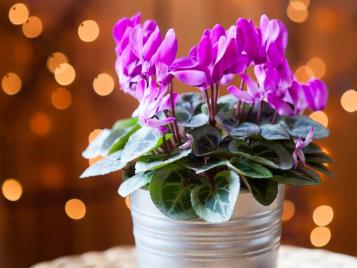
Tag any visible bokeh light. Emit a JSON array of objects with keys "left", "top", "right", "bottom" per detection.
[
  {"left": 54, "top": 63, "right": 76, "bottom": 86},
  {"left": 8, "top": 3, "right": 29, "bottom": 25},
  {"left": 294, "top": 65, "right": 314, "bottom": 83},
  {"left": 341, "top": 89, "right": 357, "bottom": 113},
  {"left": 287, "top": 1, "right": 308, "bottom": 23},
  {"left": 307, "top": 57, "right": 326, "bottom": 79},
  {"left": 282, "top": 200, "right": 295, "bottom": 222},
  {"left": 313, "top": 205, "right": 334, "bottom": 226},
  {"left": 65, "top": 199, "right": 86, "bottom": 220},
  {"left": 78, "top": 20, "right": 100, "bottom": 42},
  {"left": 47, "top": 52, "right": 69, "bottom": 73},
  {"left": 1, "top": 72, "right": 22, "bottom": 95},
  {"left": 125, "top": 196, "right": 131, "bottom": 210},
  {"left": 310, "top": 226, "right": 331, "bottom": 247},
  {"left": 51, "top": 87, "right": 72, "bottom": 110},
  {"left": 290, "top": 0, "right": 310, "bottom": 7},
  {"left": 22, "top": 16, "right": 43, "bottom": 38},
  {"left": 309, "top": 111, "right": 328, "bottom": 128},
  {"left": 89, "top": 155, "right": 104, "bottom": 166},
  {"left": 2, "top": 178, "right": 23, "bottom": 202},
  {"left": 93, "top": 73, "right": 115, "bottom": 96},
  {"left": 88, "top": 129, "right": 102, "bottom": 143},
  {"left": 30, "top": 112, "right": 51, "bottom": 136}
]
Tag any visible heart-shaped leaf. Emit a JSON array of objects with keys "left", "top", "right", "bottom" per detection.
[
  {"left": 190, "top": 125, "right": 221, "bottom": 156},
  {"left": 306, "top": 162, "right": 333, "bottom": 177},
  {"left": 82, "top": 129, "right": 110, "bottom": 159},
  {"left": 246, "top": 179, "right": 278, "bottom": 206},
  {"left": 182, "top": 157, "right": 229, "bottom": 174},
  {"left": 149, "top": 165, "right": 198, "bottom": 220},
  {"left": 135, "top": 149, "right": 191, "bottom": 173},
  {"left": 280, "top": 116, "right": 329, "bottom": 139},
  {"left": 191, "top": 170, "right": 240, "bottom": 223},
  {"left": 228, "top": 159, "right": 273, "bottom": 178},
  {"left": 118, "top": 172, "right": 154, "bottom": 197},
  {"left": 260, "top": 123, "right": 290, "bottom": 140},
  {"left": 121, "top": 126, "right": 161, "bottom": 164},
  {"left": 271, "top": 168, "right": 321, "bottom": 185},
  {"left": 80, "top": 151, "right": 124, "bottom": 178},
  {"left": 216, "top": 113, "right": 260, "bottom": 137},
  {"left": 112, "top": 117, "right": 138, "bottom": 130}
]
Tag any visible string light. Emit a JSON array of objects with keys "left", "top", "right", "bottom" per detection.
[
  {"left": 47, "top": 52, "right": 68, "bottom": 73},
  {"left": 54, "top": 63, "right": 76, "bottom": 86},
  {"left": 313, "top": 205, "right": 334, "bottom": 226},
  {"left": 282, "top": 200, "right": 295, "bottom": 222},
  {"left": 309, "top": 111, "right": 328, "bottom": 128},
  {"left": 22, "top": 16, "right": 43, "bottom": 38},
  {"left": 30, "top": 112, "right": 51, "bottom": 136},
  {"left": 287, "top": 1, "right": 309, "bottom": 23},
  {"left": 8, "top": 3, "right": 29, "bottom": 25},
  {"left": 78, "top": 20, "right": 100, "bottom": 42},
  {"left": 1, "top": 72, "right": 22, "bottom": 95},
  {"left": 88, "top": 129, "right": 102, "bottom": 143},
  {"left": 341, "top": 89, "right": 357, "bottom": 112},
  {"left": 2, "top": 178, "right": 23, "bottom": 202},
  {"left": 65, "top": 199, "right": 86, "bottom": 220},
  {"left": 310, "top": 226, "right": 331, "bottom": 247},
  {"left": 51, "top": 87, "right": 72, "bottom": 110},
  {"left": 307, "top": 57, "right": 326, "bottom": 79},
  {"left": 93, "top": 73, "right": 115, "bottom": 96}
]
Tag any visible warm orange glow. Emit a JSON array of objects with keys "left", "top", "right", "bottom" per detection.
[
  {"left": 295, "top": 65, "right": 314, "bottom": 83},
  {"left": 88, "top": 129, "right": 102, "bottom": 143},
  {"left": 8, "top": 3, "right": 29, "bottom": 25},
  {"left": 125, "top": 196, "right": 131, "bottom": 210},
  {"left": 1, "top": 72, "right": 22, "bottom": 95},
  {"left": 282, "top": 200, "right": 295, "bottom": 222},
  {"left": 315, "top": 8, "right": 339, "bottom": 33},
  {"left": 290, "top": 0, "right": 310, "bottom": 7},
  {"left": 310, "top": 226, "right": 331, "bottom": 247},
  {"left": 65, "top": 199, "right": 86, "bottom": 220},
  {"left": 309, "top": 111, "right": 328, "bottom": 128},
  {"left": 78, "top": 20, "right": 100, "bottom": 42},
  {"left": 307, "top": 57, "right": 326, "bottom": 79},
  {"left": 89, "top": 155, "right": 104, "bottom": 166},
  {"left": 47, "top": 52, "right": 69, "bottom": 73},
  {"left": 287, "top": 2, "right": 308, "bottom": 23},
  {"left": 341, "top": 89, "right": 357, "bottom": 113},
  {"left": 30, "top": 112, "right": 51, "bottom": 136},
  {"left": 39, "top": 165, "right": 63, "bottom": 189},
  {"left": 51, "top": 87, "right": 72, "bottom": 110},
  {"left": 22, "top": 16, "right": 43, "bottom": 38},
  {"left": 313, "top": 205, "right": 334, "bottom": 226},
  {"left": 93, "top": 73, "right": 115, "bottom": 96},
  {"left": 54, "top": 63, "right": 76, "bottom": 86},
  {"left": 2, "top": 178, "right": 23, "bottom": 202}
]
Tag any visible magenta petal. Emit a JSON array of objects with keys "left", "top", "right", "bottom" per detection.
[
  {"left": 129, "top": 25, "right": 143, "bottom": 59},
  {"left": 145, "top": 117, "right": 176, "bottom": 128},
  {"left": 227, "top": 85, "right": 254, "bottom": 103},
  {"left": 171, "top": 57, "right": 198, "bottom": 70},
  {"left": 159, "top": 93, "right": 179, "bottom": 112},
  {"left": 143, "top": 26, "right": 162, "bottom": 60},
  {"left": 170, "top": 70, "right": 206, "bottom": 86},
  {"left": 113, "top": 18, "right": 131, "bottom": 44},
  {"left": 210, "top": 24, "right": 226, "bottom": 44},
  {"left": 143, "top": 19, "right": 157, "bottom": 32},
  {"left": 155, "top": 28, "right": 178, "bottom": 66},
  {"left": 197, "top": 35, "right": 212, "bottom": 67},
  {"left": 306, "top": 79, "right": 328, "bottom": 111},
  {"left": 130, "top": 12, "right": 141, "bottom": 25}
]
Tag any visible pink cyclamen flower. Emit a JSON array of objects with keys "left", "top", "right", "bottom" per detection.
[
  {"left": 292, "top": 127, "right": 314, "bottom": 167},
  {"left": 303, "top": 79, "right": 328, "bottom": 111}
]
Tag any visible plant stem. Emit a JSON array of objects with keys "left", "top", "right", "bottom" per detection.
[
  {"left": 239, "top": 102, "right": 246, "bottom": 121},
  {"left": 246, "top": 102, "right": 255, "bottom": 121},
  {"left": 214, "top": 83, "right": 219, "bottom": 115},
  {"left": 204, "top": 90, "right": 214, "bottom": 125},
  {"left": 210, "top": 84, "right": 216, "bottom": 118},
  {"left": 256, "top": 102, "right": 263, "bottom": 124},
  {"left": 235, "top": 76, "right": 246, "bottom": 119},
  {"left": 271, "top": 111, "right": 277, "bottom": 124},
  {"left": 164, "top": 110, "right": 178, "bottom": 144},
  {"left": 162, "top": 133, "right": 169, "bottom": 154},
  {"left": 170, "top": 82, "right": 182, "bottom": 145}
]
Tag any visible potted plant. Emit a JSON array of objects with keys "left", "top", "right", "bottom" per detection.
[{"left": 81, "top": 13, "right": 331, "bottom": 268}]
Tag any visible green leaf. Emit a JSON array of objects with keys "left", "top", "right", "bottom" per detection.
[
  {"left": 102, "top": 124, "right": 141, "bottom": 155},
  {"left": 176, "top": 106, "right": 209, "bottom": 128},
  {"left": 228, "top": 159, "right": 273, "bottom": 178},
  {"left": 190, "top": 125, "right": 221, "bottom": 156},
  {"left": 191, "top": 170, "right": 240, "bottom": 223},
  {"left": 135, "top": 149, "right": 191, "bottom": 173},
  {"left": 150, "top": 133, "right": 173, "bottom": 152},
  {"left": 281, "top": 116, "right": 329, "bottom": 139},
  {"left": 215, "top": 113, "right": 260, "bottom": 137},
  {"left": 260, "top": 123, "right": 290, "bottom": 140},
  {"left": 176, "top": 92, "right": 204, "bottom": 114},
  {"left": 305, "top": 153, "right": 333, "bottom": 164},
  {"left": 112, "top": 117, "right": 138, "bottom": 130},
  {"left": 182, "top": 157, "right": 229, "bottom": 174},
  {"left": 82, "top": 129, "right": 110, "bottom": 159},
  {"left": 120, "top": 126, "right": 161, "bottom": 163},
  {"left": 118, "top": 172, "right": 154, "bottom": 197},
  {"left": 306, "top": 162, "right": 334, "bottom": 177},
  {"left": 149, "top": 165, "right": 198, "bottom": 220},
  {"left": 271, "top": 168, "right": 321, "bottom": 185},
  {"left": 80, "top": 151, "right": 125, "bottom": 178},
  {"left": 175, "top": 107, "right": 192, "bottom": 123},
  {"left": 217, "top": 94, "right": 237, "bottom": 109},
  {"left": 246, "top": 179, "right": 278, "bottom": 206}
]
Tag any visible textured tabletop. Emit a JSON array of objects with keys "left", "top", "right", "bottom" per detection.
[{"left": 32, "top": 245, "right": 357, "bottom": 268}]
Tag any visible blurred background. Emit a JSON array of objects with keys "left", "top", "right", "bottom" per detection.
[{"left": 0, "top": 0, "right": 356, "bottom": 267}]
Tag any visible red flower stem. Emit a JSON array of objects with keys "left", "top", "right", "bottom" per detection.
[
  {"left": 170, "top": 82, "right": 182, "bottom": 145},
  {"left": 246, "top": 102, "right": 255, "bottom": 121},
  {"left": 256, "top": 102, "right": 263, "bottom": 124},
  {"left": 164, "top": 110, "right": 178, "bottom": 144},
  {"left": 210, "top": 84, "right": 215, "bottom": 117},
  {"left": 204, "top": 90, "right": 213, "bottom": 125},
  {"left": 162, "top": 133, "right": 169, "bottom": 154},
  {"left": 235, "top": 77, "right": 246, "bottom": 119},
  {"left": 271, "top": 111, "right": 277, "bottom": 124}
]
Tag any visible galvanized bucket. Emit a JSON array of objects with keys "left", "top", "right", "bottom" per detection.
[{"left": 130, "top": 185, "right": 284, "bottom": 268}]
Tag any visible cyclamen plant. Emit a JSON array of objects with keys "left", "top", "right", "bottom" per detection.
[{"left": 81, "top": 13, "right": 331, "bottom": 223}]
